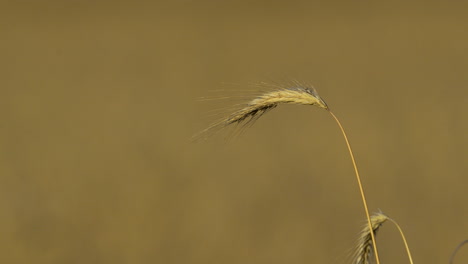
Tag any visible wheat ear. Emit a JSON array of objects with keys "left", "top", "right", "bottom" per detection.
[
  {"left": 354, "top": 212, "right": 414, "bottom": 264},
  {"left": 355, "top": 211, "right": 388, "bottom": 264},
  {"left": 193, "top": 86, "right": 329, "bottom": 140},
  {"left": 196, "top": 83, "right": 380, "bottom": 264}
]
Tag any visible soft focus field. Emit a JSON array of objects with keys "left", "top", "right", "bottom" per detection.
[{"left": 1, "top": 1, "right": 467, "bottom": 263}]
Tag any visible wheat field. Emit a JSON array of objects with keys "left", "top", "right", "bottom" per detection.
[{"left": 1, "top": 1, "right": 467, "bottom": 263}]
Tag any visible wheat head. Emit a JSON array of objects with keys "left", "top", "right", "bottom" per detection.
[
  {"left": 193, "top": 85, "right": 328, "bottom": 140},
  {"left": 354, "top": 211, "right": 389, "bottom": 264}
]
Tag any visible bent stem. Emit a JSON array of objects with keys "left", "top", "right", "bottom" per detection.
[
  {"left": 387, "top": 217, "right": 414, "bottom": 264},
  {"left": 450, "top": 240, "right": 468, "bottom": 264},
  {"left": 328, "top": 111, "right": 381, "bottom": 264}
]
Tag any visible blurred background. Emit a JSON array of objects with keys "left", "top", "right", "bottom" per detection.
[{"left": 1, "top": 1, "right": 467, "bottom": 263}]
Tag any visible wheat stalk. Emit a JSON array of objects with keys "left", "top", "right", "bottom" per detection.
[
  {"left": 195, "top": 82, "right": 381, "bottom": 264},
  {"left": 387, "top": 217, "right": 414, "bottom": 264}
]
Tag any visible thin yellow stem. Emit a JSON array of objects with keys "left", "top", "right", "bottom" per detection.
[
  {"left": 328, "top": 111, "right": 381, "bottom": 264},
  {"left": 388, "top": 218, "right": 414, "bottom": 264}
]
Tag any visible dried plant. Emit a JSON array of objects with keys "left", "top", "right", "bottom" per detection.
[
  {"left": 196, "top": 82, "right": 382, "bottom": 263},
  {"left": 195, "top": 82, "right": 421, "bottom": 264}
]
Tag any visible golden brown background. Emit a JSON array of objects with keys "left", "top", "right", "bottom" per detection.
[{"left": 1, "top": 1, "right": 467, "bottom": 263}]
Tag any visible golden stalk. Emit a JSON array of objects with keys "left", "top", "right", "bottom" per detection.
[{"left": 328, "top": 111, "right": 381, "bottom": 264}]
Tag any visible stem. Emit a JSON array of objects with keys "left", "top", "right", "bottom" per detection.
[
  {"left": 328, "top": 111, "right": 381, "bottom": 264},
  {"left": 449, "top": 240, "right": 468, "bottom": 264},
  {"left": 388, "top": 218, "right": 414, "bottom": 264}
]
